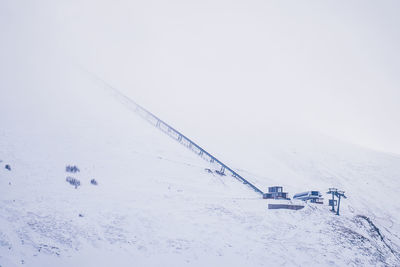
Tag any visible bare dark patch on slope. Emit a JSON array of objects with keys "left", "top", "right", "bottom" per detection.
[
  {"left": 355, "top": 215, "right": 400, "bottom": 261},
  {"left": 329, "top": 214, "right": 400, "bottom": 266},
  {"left": 336, "top": 225, "right": 387, "bottom": 265}
]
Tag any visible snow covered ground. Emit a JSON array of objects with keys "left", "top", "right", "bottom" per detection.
[{"left": 1, "top": 65, "right": 400, "bottom": 266}]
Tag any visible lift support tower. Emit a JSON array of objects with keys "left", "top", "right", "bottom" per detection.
[{"left": 327, "top": 188, "right": 347, "bottom": 216}]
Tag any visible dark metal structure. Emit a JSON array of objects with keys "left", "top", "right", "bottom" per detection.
[
  {"left": 263, "top": 186, "right": 290, "bottom": 200},
  {"left": 268, "top": 203, "right": 304, "bottom": 210},
  {"left": 293, "top": 191, "right": 324, "bottom": 204},
  {"left": 327, "top": 188, "right": 347, "bottom": 215}
]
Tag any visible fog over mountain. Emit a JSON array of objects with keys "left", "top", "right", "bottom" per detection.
[
  {"left": 2, "top": 0, "right": 400, "bottom": 154},
  {"left": 1, "top": 1, "right": 399, "bottom": 266}
]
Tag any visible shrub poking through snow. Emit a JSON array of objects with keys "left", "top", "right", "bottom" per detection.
[
  {"left": 66, "top": 177, "right": 80, "bottom": 189},
  {"left": 205, "top": 168, "right": 213, "bottom": 173},
  {"left": 5, "top": 164, "right": 11, "bottom": 171},
  {"left": 66, "top": 165, "right": 80, "bottom": 173},
  {"left": 90, "top": 179, "right": 98, "bottom": 185}
]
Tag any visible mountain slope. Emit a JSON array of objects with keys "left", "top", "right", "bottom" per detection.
[{"left": 0, "top": 66, "right": 399, "bottom": 266}]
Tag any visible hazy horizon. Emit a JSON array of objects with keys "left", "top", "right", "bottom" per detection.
[{"left": 1, "top": 0, "right": 399, "bottom": 155}]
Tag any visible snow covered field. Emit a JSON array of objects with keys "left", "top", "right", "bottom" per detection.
[{"left": 1, "top": 65, "right": 400, "bottom": 267}]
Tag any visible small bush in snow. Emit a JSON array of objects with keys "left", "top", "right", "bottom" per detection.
[
  {"left": 66, "top": 165, "right": 80, "bottom": 173},
  {"left": 205, "top": 168, "right": 213, "bottom": 173},
  {"left": 90, "top": 179, "right": 98, "bottom": 185},
  {"left": 5, "top": 164, "right": 11, "bottom": 171},
  {"left": 66, "top": 176, "right": 80, "bottom": 188}
]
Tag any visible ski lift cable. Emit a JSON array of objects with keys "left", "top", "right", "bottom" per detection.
[{"left": 86, "top": 70, "right": 264, "bottom": 196}]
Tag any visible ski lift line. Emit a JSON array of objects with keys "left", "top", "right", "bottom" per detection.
[{"left": 88, "top": 72, "right": 264, "bottom": 196}]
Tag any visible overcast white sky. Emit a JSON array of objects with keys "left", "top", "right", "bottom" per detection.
[{"left": 1, "top": 0, "right": 400, "bottom": 154}]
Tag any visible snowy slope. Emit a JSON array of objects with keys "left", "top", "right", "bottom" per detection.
[{"left": 1, "top": 66, "right": 400, "bottom": 267}]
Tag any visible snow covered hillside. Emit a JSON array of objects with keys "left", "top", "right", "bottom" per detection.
[{"left": 1, "top": 66, "right": 400, "bottom": 267}]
